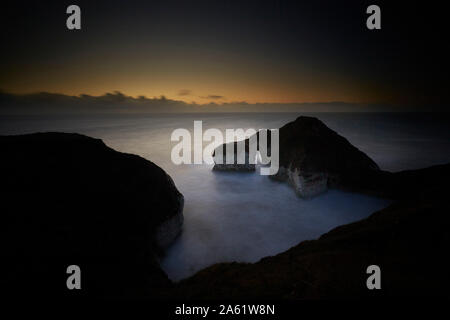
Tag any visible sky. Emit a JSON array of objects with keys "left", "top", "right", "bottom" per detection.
[{"left": 0, "top": 1, "right": 448, "bottom": 109}]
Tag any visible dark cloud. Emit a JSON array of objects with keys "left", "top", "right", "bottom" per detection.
[
  {"left": 201, "top": 95, "right": 224, "bottom": 100},
  {"left": 0, "top": 91, "right": 188, "bottom": 114},
  {"left": 0, "top": 91, "right": 436, "bottom": 114},
  {"left": 178, "top": 89, "right": 192, "bottom": 96}
]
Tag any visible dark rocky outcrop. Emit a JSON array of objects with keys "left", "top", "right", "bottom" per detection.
[
  {"left": 0, "top": 132, "right": 183, "bottom": 298},
  {"left": 272, "top": 117, "right": 450, "bottom": 199},
  {"left": 172, "top": 163, "right": 450, "bottom": 299},
  {"left": 213, "top": 116, "right": 381, "bottom": 198},
  {"left": 273, "top": 116, "right": 380, "bottom": 197}
]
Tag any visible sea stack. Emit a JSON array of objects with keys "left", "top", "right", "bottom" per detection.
[
  {"left": 213, "top": 116, "right": 380, "bottom": 198},
  {"left": 273, "top": 116, "right": 380, "bottom": 197}
]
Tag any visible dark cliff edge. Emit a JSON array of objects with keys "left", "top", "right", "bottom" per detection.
[
  {"left": 0, "top": 132, "right": 183, "bottom": 298},
  {"left": 172, "top": 163, "right": 450, "bottom": 299}
]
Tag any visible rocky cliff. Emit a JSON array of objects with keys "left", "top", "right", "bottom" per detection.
[{"left": 0, "top": 132, "right": 183, "bottom": 297}]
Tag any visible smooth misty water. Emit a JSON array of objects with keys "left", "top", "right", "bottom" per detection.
[{"left": 1, "top": 112, "right": 449, "bottom": 281}]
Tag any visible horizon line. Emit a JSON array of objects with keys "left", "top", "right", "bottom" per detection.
[{"left": 0, "top": 89, "right": 387, "bottom": 107}]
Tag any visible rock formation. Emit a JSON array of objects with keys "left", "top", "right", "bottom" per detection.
[
  {"left": 213, "top": 116, "right": 380, "bottom": 198},
  {"left": 0, "top": 132, "right": 183, "bottom": 297}
]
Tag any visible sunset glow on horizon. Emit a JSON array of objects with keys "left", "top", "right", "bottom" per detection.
[{"left": 1, "top": 1, "right": 445, "bottom": 108}]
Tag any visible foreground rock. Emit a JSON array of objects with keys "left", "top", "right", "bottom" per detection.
[
  {"left": 172, "top": 163, "right": 450, "bottom": 299},
  {"left": 0, "top": 132, "right": 183, "bottom": 298},
  {"left": 213, "top": 116, "right": 380, "bottom": 198}
]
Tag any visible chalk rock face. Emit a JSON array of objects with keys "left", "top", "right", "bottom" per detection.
[
  {"left": 0, "top": 132, "right": 183, "bottom": 297},
  {"left": 285, "top": 169, "right": 328, "bottom": 198}
]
